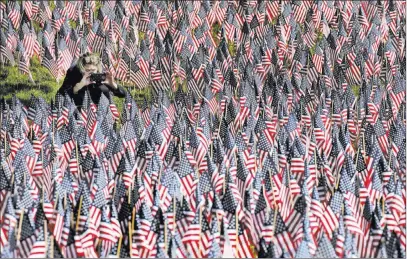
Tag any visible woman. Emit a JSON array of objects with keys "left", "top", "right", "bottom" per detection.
[{"left": 57, "top": 52, "right": 126, "bottom": 107}]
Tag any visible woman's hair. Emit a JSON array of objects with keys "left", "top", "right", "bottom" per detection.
[
  {"left": 77, "top": 52, "right": 103, "bottom": 73},
  {"left": 60, "top": 52, "right": 103, "bottom": 89}
]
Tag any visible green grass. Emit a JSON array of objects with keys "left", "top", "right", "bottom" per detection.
[
  {"left": 93, "top": 1, "right": 103, "bottom": 21},
  {"left": 211, "top": 22, "right": 221, "bottom": 46},
  {"left": 69, "top": 20, "right": 78, "bottom": 29},
  {"left": 310, "top": 30, "right": 324, "bottom": 56},
  {"left": 351, "top": 85, "right": 360, "bottom": 97},
  {"left": 49, "top": 1, "right": 55, "bottom": 10},
  {"left": 227, "top": 41, "right": 236, "bottom": 57},
  {"left": 1, "top": 56, "right": 62, "bottom": 105},
  {"left": 139, "top": 31, "right": 145, "bottom": 41},
  {"left": 210, "top": 21, "right": 236, "bottom": 57}
]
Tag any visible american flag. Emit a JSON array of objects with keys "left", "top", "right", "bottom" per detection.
[
  {"left": 7, "top": 1, "right": 21, "bottom": 29},
  {"left": 42, "top": 47, "right": 58, "bottom": 78},
  {"left": 91, "top": 23, "right": 106, "bottom": 54},
  {"left": 0, "top": 29, "right": 15, "bottom": 65},
  {"left": 56, "top": 37, "right": 73, "bottom": 77},
  {"left": 16, "top": 41, "right": 33, "bottom": 80}
]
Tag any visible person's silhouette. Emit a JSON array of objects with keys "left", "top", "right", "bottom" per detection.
[{"left": 57, "top": 52, "right": 126, "bottom": 107}]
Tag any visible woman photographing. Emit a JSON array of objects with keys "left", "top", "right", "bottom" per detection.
[{"left": 57, "top": 52, "right": 126, "bottom": 107}]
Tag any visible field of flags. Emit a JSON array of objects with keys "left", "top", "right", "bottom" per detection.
[{"left": 1, "top": 0, "right": 407, "bottom": 258}]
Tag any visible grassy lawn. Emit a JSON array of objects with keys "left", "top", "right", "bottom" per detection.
[{"left": 1, "top": 56, "right": 62, "bottom": 105}]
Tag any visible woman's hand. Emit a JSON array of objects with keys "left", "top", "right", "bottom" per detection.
[
  {"left": 73, "top": 72, "right": 94, "bottom": 94},
  {"left": 103, "top": 72, "right": 118, "bottom": 90},
  {"left": 82, "top": 71, "right": 95, "bottom": 85}
]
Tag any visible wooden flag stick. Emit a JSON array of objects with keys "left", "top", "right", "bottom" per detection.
[
  {"left": 53, "top": 193, "right": 59, "bottom": 210},
  {"left": 129, "top": 217, "right": 133, "bottom": 256},
  {"left": 50, "top": 236, "right": 54, "bottom": 258},
  {"left": 382, "top": 198, "right": 385, "bottom": 218},
  {"left": 117, "top": 235, "right": 123, "bottom": 258},
  {"left": 130, "top": 207, "right": 136, "bottom": 255},
  {"left": 128, "top": 185, "right": 132, "bottom": 204},
  {"left": 44, "top": 220, "right": 48, "bottom": 255},
  {"left": 75, "top": 196, "right": 83, "bottom": 232},
  {"left": 131, "top": 207, "right": 136, "bottom": 236},
  {"left": 16, "top": 210, "right": 24, "bottom": 241},
  {"left": 335, "top": 171, "right": 341, "bottom": 190}
]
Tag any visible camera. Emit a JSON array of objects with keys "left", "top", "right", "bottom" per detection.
[{"left": 90, "top": 73, "right": 107, "bottom": 84}]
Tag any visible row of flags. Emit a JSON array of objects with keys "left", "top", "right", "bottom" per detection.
[
  {"left": 0, "top": 0, "right": 406, "bottom": 258},
  {"left": 1, "top": 0, "right": 404, "bottom": 90}
]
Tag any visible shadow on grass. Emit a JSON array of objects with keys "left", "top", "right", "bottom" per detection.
[
  {"left": 0, "top": 82, "right": 54, "bottom": 97},
  {"left": 1, "top": 81, "right": 58, "bottom": 107}
]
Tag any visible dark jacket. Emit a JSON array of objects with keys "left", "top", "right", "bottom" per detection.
[{"left": 57, "top": 66, "right": 126, "bottom": 107}]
